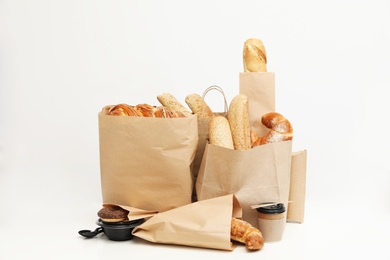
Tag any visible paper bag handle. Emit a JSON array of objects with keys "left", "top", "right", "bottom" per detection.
[{"left": 202, "top": 85, "right": 228, "bottom": 113}]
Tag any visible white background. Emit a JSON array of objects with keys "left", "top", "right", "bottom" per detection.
[{"left": 1, "top": 0, "right": 389, "bottom": 259}]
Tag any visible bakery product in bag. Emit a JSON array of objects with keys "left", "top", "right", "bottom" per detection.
[
  {"left": 157, "top": 93, "right": 192, "bottom": 117},
  {"left": 231, "top": 217, "right": 264, "bottom": 250},
  {"left": 252, "top": 112, "right": 293, "bottom": 146},
  {"left": 185, "top": 93, "right": 214, "bottom": 118},
  {"left": 209, "top": 116, "right": 234, "bottom": 149},
  {"left": 154, "top": 106, "right": 186, "bottom": 118},
  {"left": 228, "top": 94, "right": 251, "bottom": 150},
  {"left": 243, "top": 38, "right": 267, "bottom": 72},
  {"left": 108, "top": 104, "right": 142, "bottom": 116}
]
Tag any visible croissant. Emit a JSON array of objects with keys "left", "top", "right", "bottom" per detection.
[
  {"left": 108, "top": 104, "right": 142, "bottom": 116},
  {"left": 231, "top": 217, "right": 264, "bottom": 250},
  {"left": 252, "top": 112, "right": 293, "bottom": 147}
]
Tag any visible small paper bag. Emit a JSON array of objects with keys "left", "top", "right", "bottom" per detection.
[
  {"left": 191, "top": 86, "right": 228, "bottom": 200},
  {"left": 196, "top": 141, "right": 292, "bottom": 228},
  {"left": 239, "top": 72, "right": 275, "bottom": 136},
  {"left": 98, "top": 106, "right": 198, "bottom": 212},
  {"left": 132, "top": 194, "right": 242, "bottom": 251},
  {"left": 287, "top": 150, "right": 307, "bottom": 223}
]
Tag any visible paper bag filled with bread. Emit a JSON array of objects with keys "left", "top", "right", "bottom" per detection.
[
  {"left": 240, "top": 38, "right": 307, "bottom": 223},
  {"left": 98, "top": 103, "right": 198, "bottom": 212},
  {"left": 195, "top": 92, "right": 293, "bottom": 228},
  {"left": 132, "top": 194, "right": 265, "bottom": 251}
]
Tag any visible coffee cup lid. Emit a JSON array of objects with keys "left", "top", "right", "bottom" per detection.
[{"left": 256, "top": 203, "right": 285, "bottom": 214}]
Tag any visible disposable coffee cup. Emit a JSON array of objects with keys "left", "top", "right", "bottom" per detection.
[{"left": 256, "top": 203, "right": 286, "bottom": 242}]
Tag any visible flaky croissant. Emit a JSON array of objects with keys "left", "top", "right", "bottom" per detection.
[
  {"left": 231, "top": 217, "right": 264, "bottom": 250},
  {"left": 252, "top": 112, "right": 293, "bottom": 147}
]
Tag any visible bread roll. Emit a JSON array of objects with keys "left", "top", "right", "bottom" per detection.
[
  {"left": 108, "top": 104, "right": 142, "bottom": 116},
  {"left": 231, "top": 217, "right": 264, "bottom": 250},
  {"left": 243, "top": 38, "right": 267, "bottom": 72},
  {"left": 157, "top": 93, "right": 192, "bottom": 117},
  {"left": 208, "top": 116, "right": 234, "bottom": 149},
  {"left": 252, "top": 112, "right": 293, "bottom": 146},
  {"left": 228, "top": 94, "right": 251, "bottom": 150},
  {"left": 185, "top": 93, "right": 214, "bottom": 119}
]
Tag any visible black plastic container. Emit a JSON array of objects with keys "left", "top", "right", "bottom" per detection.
[{"left": 79, "top": 218, "right": 145, "bottom": 241}]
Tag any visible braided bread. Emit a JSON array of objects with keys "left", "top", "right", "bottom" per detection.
[
  {"left": 252, "top": 112, "right": 293, "bottom": 147},
  {"left": 231, "top": 217, "right": 264, "bottom": 250}
]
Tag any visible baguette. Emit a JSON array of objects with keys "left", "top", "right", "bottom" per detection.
[
  {"left": 231, "top": 217, "right": 264, "bottom": 250},
  {"left": 185, "top": 93, "right": 214, "bottom": 119},
  {"left": 243, "top": 38, "right": 267, "bottom": 72},
  {"left": 208, "top": 116, "right": 234, "bottom": 149},
  {"left": 228, "top": 94, "right": 251, "bottom": 150},
  {"left": 157, "top": 93, "right": 192, "bottom": 117}
]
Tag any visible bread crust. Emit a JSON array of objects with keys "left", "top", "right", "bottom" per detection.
[
  {"left": 157, "top": 93, "right": 192, "bottom": 117},
  {"left": 243, "top": 38, "right": 267, "bottom": 72},
  {"left": 185, "top": 93, "right": 214, "bottom": 118},
  {"left": 208, "top": 116, "right": 234, "bottom": 149},
  {"left": 231, "top": 217, "right": 264, "bottom": 250},
  {"left": 228, "top": 94, "right": 251, "bottom": 150},
  {"left": 252, "top": 112, "right": 293, "bottom": 146},
  {"left": 108, "top": 104, "right": 142, "bottom": 116}
]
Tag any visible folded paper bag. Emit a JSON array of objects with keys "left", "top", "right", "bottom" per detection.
[
  {"left": 287, "top": 150, "right": 307, "bottom": 223},
  {"left": 196, "top": 141, "right": 292, "bottom": 228},
  {"left": 132, "top": 194, "right": 242, "bottom": 251}
]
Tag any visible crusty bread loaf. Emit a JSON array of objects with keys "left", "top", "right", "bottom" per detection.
[
  {"left": 243, "top": 38, "right": 267, "bottom": 72},
  {"left": 252, "top": 112, "right": 293, "bottom": 146},
  {"left": 231, "top": 217, "right": 264, "bottom": 250},
  {"left": 228, "top": 94, "right": 251, "bottom": 150},
  {"left": 208, "top": 116, "right": 234, "bottom": 149},
  {"left": 157, "top": 93, "right": 192, "bottom": 117},
  {"left": 185, "top": 93, "right": 214, "bottom": 119}
]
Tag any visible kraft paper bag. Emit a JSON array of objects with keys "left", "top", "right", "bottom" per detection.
[
  {"left": 196, "top": 141, "right": 292, "bottom": 228},
  {"left": 191, "top": 86, "right": 228, "bottom": 201},
  {"left": 132, "top": 194, "right": 242, "bottom": 251},
  {"left": 239, "top": 72, "right": 307, "bottom": 223},
  {"left": 98, "top": 106, "right": 198, "bottom": 212},
  {"left": 287, "top": 150, "right": 307, "bottom": 223},
  {"left": 239, "top": 72, "right": 275, "bottom": 137}
]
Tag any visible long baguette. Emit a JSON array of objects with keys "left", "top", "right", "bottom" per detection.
[
  {"left": 185, "top": 93, "right": 214, "bottom": 119},
  {"left": 228, "top": 94, "right": 251, "bottom": 150},
  {"left": 157, "top": 93, "right": 192, "bottom": 117},
  {"left": 243, "top": 38, "right": 267, "bottom": 72}
]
